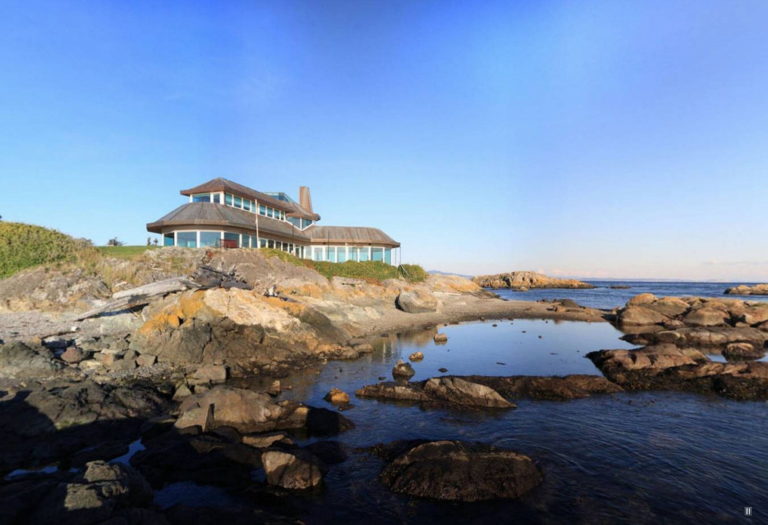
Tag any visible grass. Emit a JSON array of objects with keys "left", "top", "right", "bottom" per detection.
[
  {"left": 96, "top": 245, "right": 159, "bottom": 259},
  {"left": 259, "top": 248, "right": 427, "bottom": 283},
  {"left": 0, "top": 222, "right": 95, "bottom": 279}
]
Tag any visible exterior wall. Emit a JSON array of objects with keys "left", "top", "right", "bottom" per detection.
[{"left": 160, "top": 228, "right": 309, "bottom": 258}]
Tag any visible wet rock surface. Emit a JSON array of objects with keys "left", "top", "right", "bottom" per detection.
[{"left": 378, "top": 440, "right": 543, "bottom": 501}]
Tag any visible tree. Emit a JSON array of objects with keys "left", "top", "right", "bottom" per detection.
[
  {"left": 147, "top": 237, "right": 151, "bottom": 246},
  {"left": 107, "top": 237, "right": 124, "bottom": 247},
  {"left": 152, "top": 238, "right": 159, "bottom": 246}
]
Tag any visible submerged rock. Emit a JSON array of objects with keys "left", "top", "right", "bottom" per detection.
[
  {"left": 379, "top": 440, "right": 542, "bottom": 501},
  {"left": 392, "top": 360, "right": 415, "bottom": 380},
  {"left": 261, "top": 448, "right": 325, "bottom": 490}
]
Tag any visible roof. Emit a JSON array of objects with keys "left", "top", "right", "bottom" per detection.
[
  {"left": 146, "top": 202, "right": 312, "bottom": 241},
  {"left": 180, "top": 178, "right": 295, "bottom": 213},
  {"left": 304, "top": 225, "right": 400, "bottom": 247}
]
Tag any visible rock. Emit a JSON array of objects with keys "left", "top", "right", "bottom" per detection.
[
  {"left": 0, "top": 341, "right": 61, "bottom": 379},
  {"left": 723, "top": 342, "right": 765, "bottom": 361},
  {"left": 438, "top": 367, "right": 448, "bottom": 373},
  {"left": 60, "top": 347, "right": 84, "bottom": 364},
  {"left": 408, "top": 351, "right": 424, "bottom": 361},
  {"left": 433, "top": 333, "right": 448, "bottom": 344},
  {"left": 395, "top": 291, "right": 438, "bottom": 313},
  {"left": 172, "top": 384, "right": 192, "bottom": 401},
  {"left": 356, "top": 382, "right": 431, "bottom": 402},
  {"left": 261, "top": 449, "right": 325, "bottom": 490},
  {"left": 392, "top": 360, "right": 415, "bottom": 380},
  {"left": 619, "top": 306, "right": 669, "bottom": 326},
  {"left": 587, "top": 344, "right": 708, "bottom": 379},
  {"left": 684, "top": 307, "right": 729, "bottom": 327},
  {"left": 242, "top": 432, "right": 293, "bottom": 448},
  {"left": 267, "top": 379, "right": 281, "bottom": 396},
  {"left": 627, "top": 293, "right": 657, "bottom": 306},
  {"left": 353, "top": 343, "right": 374, "bottom": 354},
  {"left": 423, "top": 377, "right": 515, "bottom": 408},
  {"left": 456, "top": 374, "right": 624, "bottom": 401},
  {"left": 645, "top": 297, "right": 690, "bottom": 317},
  {"left": 725, "top": 284, "right": 768, "bottom": 295},
  {"left": 323, "top": 388, "right": 350, "bottom": 405},
  {"left": 136, "top": 354, "right": 157, "bottom": 367},
  {"left": 472, "top": 271, "right": 593, "bottom": 290},
  {"left": 379, "top": 440, "right": 542, "bottom": 501},
  {"left": 189, "top": 364, "right": 227, "bottom": 385}
]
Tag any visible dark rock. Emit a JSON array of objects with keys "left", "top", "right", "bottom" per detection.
[
  {"left": 0, "top": 341, "right": 62, "bottom": 379},
  {"left": 722, "top": 342, "right": 765, "bottom": 361},
  {"left": 379, "top": 440, "right": 542, "bottom": 501},
  {"left": 422, "top": 377, "right": 515, "bottom": 408},
  {"left": 392, "top": 360, "right": 415, "bottom": 380},
  {"left": 261, "top": 448, "right": 325, "bottom": 490}
]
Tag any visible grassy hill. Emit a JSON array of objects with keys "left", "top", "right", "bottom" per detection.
[{"left": 0, "top": 222, "right": 94, "bottom": 279}]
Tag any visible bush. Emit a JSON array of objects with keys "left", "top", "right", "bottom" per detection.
[
  {"left": 259, "top": 248, "right": 426, "bottom": 283},
  {"left": 0, "top": 222, "right": 95, "bottom": 279}
]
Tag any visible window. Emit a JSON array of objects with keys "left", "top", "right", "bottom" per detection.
[
  {"left": 223, "top": 232, "right": 239, "bottom": 248},
  {"left": 267, "top": 239, "right": 275, "bottom": 249},
  {"left": 212, "top": 194, "right": 221, "bottom": 204},
  {"left": 225, "top": 193, "right": 233, "bottom": 206},
  {"left": 200, "top": 232, "right": 220, "bottom": 247},
  {"left": 337, "top": 246, "right": 348, "bottom": 263},
  {"left": 259, "top": 205, "right": 266, "bottom": 215},
  {"left": 234, "top": 196, "right": 242, "bottom": 208},
  {"left": 359, "top": 247, "right": 370, "bottom": 262},
  {"left": 267, "top": 208, "right": 274, "bottom": 218},
  {"left": 260, "top": 238, "right": 267, "bottom": 248},
  {"left": 312, "top": 247, "right": 324, "bottom": 261},
  {"left": 327, "top": 247, "right": 336, "bottom": 263},
  {"left": 244, "top": 199, "right": 252, "bottom": 212},
  {"left": 372, "top": 247, "right": 383, "bottom": 262},
  {"left": 177, "top": 232, "right": 197, "bottom": 248},
  {"left": 348, "top": 247, "right": 359, "bottom": 262},
  {"left": 164, "top": 233, "right": 174, "bottom": 246},
  {"left": 385, "top": 248, "right": 392, "bottom": 265},
  {"left": 193, "top": 194, "right": 210, "bottom": 203}
]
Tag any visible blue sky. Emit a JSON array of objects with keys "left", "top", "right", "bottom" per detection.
[{"left": 1, "top": 1, "right": 767, "bottom": 280}]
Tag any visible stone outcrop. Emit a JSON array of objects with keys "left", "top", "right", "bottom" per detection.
[
  {"left": 357, "top": 374, "right": 622, "bottom": 404},
  {"left": 395, "top": 290, "right": 439, "bottom": 313},
  {"left": 725, "top": 284, "right": 768, "bottom": 296},
  {"left": 378, "top": 440, "right": 542, "bottom": 501},
  {"left": 0, "top": 341, "right": 62, "bottom": 379},
  {"left": 472, "top": 271, "right": 594, "bottom": 290},
  {"left": 262, "top": 448, "right": 325, "bottom": 490}
]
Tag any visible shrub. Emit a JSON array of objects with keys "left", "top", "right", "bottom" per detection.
[{"left": 0, "top": 222, "right": 95, "bottom": 279}]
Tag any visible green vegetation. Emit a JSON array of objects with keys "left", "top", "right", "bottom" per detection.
[
  {"left": 259, "top": 248, "right": 427, "bottom": 283},
  {"left": 0, "top": 222, "right": 95, "bottom": 279},
  {"left": 96, "top": 245, "right": 159, "bottom": 259}
]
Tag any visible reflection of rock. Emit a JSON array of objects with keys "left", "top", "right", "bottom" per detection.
[
  {"left": 433, "top": 333, "right": 448, "bottom": 344},
  {"left": 473, "top": 271, "right": 594, "bottom": 290},
  {"left": 379, "top": 440, "right": 542, "bottom": 501}
]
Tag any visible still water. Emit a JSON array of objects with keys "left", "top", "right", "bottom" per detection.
[
  {"left": 493, "top": 280, "right": 768, "bottom": 310},
  {"left": 207, "top": 319, "right": 768, "bottom": 524}
]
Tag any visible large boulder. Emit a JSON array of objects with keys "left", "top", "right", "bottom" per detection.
[
  {"left": 422, "top": 377, "right": 515, "bottom": 408},
  {"left": 618, "top": 306, "right": 669, "bottom": 326},
  {"left": 722, "top": 342, "right": 765, "bottom": 361},
  {"left": 379, "top": 440, "right": 542, "bottom": 501},
  {"left": 684, "top": 307, "right": 729, "bottom": 327},
  {"left": 725, "top": 284, "right": 768, "bottom": 296},
  {"left": 0, "top": 341, "right": 62, "bottom": 379},
  {"left": 395, "top": 291, "right": 438, "bottom": 313},
  {"left": 261, "top": 449, "right": 325, "bottom": 490}
]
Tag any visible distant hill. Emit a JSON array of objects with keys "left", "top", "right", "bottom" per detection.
[
  {"left": 428, "top": 270, "right": 474, "bottom": 279},
  {"left": 0, "top": 222, "right": 91, "bottom": 279}
]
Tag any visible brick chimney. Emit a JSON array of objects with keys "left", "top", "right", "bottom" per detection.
[{"left": 299, "top": 186, "right": 313, "bottom": 213}]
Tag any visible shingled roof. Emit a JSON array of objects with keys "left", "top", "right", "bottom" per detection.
[
  {"left": 180, "top": 178, "right": 295, "bottom": 213},
  {"left": 146, "top": 202, "right": 312, "bottom": 241},
  {"left": 304, "top": 225, "right": 400, "bottom": 247}
]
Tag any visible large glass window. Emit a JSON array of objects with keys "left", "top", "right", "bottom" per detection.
[
  {"left": 259, "top": 205, "right": 266, "bottom": 215},
  {"left": 337, "top": 246, "right": 347, "bottom": 263},
  {"left": 193, "top": 194, "right": 210, "bottom": 202},
  {"left": 225, "top": 193, "right": 233, "bottom": 206},
  {"left": 259, "top": 238, "right": 267, "bottom": 248},
  {"left": 348, "top": 247, "right": 359, "bottom": 262},
  {"left": 267, "top": 208, "right": 274, "bottom": 218},
  {"left": 327, "top": 247, "right": 336, "bottom": 263},
  {"left": 244, "top": 199, "right": 252, "bottom": 212},
  {"left": 384, "top": 248, "right": 392, "bottom": 265},
  {"left": 312, "top": 247, "right": 324, "bottom": 261},
  {"left": 268, "top": 239, "right": 275, "bottom": 249},
  {"left": 359, "top": 247, "right": 370, "bottom": 262},
  {"left": 200, "top": 231, "right": 220, "bottom": 247},
  {"left": 372, "top": 247, "right": 383, "bottom": 262},
  {"left": 212, "top": 193, "right": 221, "bottom": 204},
  {"left": 177, "top": 232, "right": 197, "bottom": 248},
  {"left": 234, "top": 196, "right": 242, "bottom": 208},
  {"left": 164, "top": 233, "right": 174, "bottom": 246}
]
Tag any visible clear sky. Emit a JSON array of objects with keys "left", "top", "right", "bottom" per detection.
[{"left": 1, "top": 1, "right": 767, "bottom": 281}]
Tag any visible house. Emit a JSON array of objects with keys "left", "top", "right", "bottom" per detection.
[{"left": 146, "top": 178, "right": 401, "bottom": 264}]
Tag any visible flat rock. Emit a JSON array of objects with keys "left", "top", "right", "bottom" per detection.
[{"left": 379, "top": 440, "right": 542, "bottom": 501}]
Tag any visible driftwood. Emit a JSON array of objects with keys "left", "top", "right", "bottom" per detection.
[{"left": 75, "top": 277, "right": 200, "bottom": 321}]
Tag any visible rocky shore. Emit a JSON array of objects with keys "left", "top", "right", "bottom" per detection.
[
  {"left": 725, "top": 283, "right": 768, "bottom": 295},
  {"left": 1, "top": 249, "right": 767, "bottom": 521},
  {"left": 472, "top": 271, "right": 594, "bottom": 290}
]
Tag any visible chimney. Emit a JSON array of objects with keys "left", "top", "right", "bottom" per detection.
[{"left": 299, "top": 186, "right": 313, "bottom": 213}]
